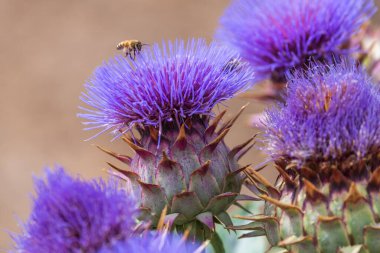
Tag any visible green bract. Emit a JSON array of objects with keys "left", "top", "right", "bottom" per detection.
[{"left": 101, "top": 109, "right": 254, "bottom": 244}]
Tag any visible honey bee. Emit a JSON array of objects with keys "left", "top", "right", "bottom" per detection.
[{"left": 116, "top": 40, "right": 147, "bottom": 60}]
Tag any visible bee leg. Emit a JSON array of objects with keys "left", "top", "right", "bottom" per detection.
[
  {"left": 123, "top": 48, "right": 128, "bottom": 57},
  {"left": 132, "top": 49, "right": 137, "bottom": 60},
  {"left": 128, "top": 48, "right": 134, "bottom": 60}
]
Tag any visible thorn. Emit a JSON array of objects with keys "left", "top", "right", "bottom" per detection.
[
  {"left": 162, "top": 151, "right": 170, "bottom": 161},
  {"left": 233, "top": 215, "right": 278, "bottom": 223},
  {"left": 233, "top": 202, "right": 252, "bottom": 214},
  {"left": 235, "top": 194, "right": 261, "bottom": 201},
  {"left": 191, "top": 161, "right": 211, "bottom": 176},
  {"left": 344, "top": 183, "right": 365, "bottom": 204},
  {"left": 174, "top": 123, "right": 187, "bottom": 150},
  {"left": 237, "top": 143, "right": 255, "bottom": 161},
  {"left": 159, "top": 151, "right": 176, "bottom": 167},
  {"left": 229, "top": 135, "right": 256, "bottom": 158},
  {"left": 244, "top": 180, "right": 270, "bottom": 196},
  {"left": 205, "top": 110, "right": 227, "bottom": 137},
  {"left": 122, "top": 137, "right": 154, "bottom": 160},
  {"left": 123, "top": 133, "right": 141, "bottom": 146},
  {"left": 245, "top": 167, "right": 280, "bottom": 197},
  {"left": 206, "top": 128, "right": 230, "bottom": 152},
  {"left": 330, "top": 169, "right": 351, "bottom": 193},
  {"left": 229, "top": 164, "right": 250, "bottom": 177},
  {"left": 96, "top": 145, "right": 132, "bottom": 166},
  {"left": 103, "top": 168, "right": 126, "bottom": 181},
  {"left": 217, "top": 103, "right": 249, "bottom": 134},
  {"left": 303, "top": 179, "right": 327, "bottom": 203},
  {"left": 106, "top": 162, "right": 140, "bottom": 180},
  {"left": 137, "top": 181, "right": 161, "bottom": 192},
  {"left": 260, "top": 194, "right": 302, "bottom": 212},
  {"left": 275, "top": 165, "right": 296, "bottom": 188},
  {"left": 255, "top": 164, "right": 267, "bottom": 172}
]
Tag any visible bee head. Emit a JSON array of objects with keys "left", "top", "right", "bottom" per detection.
[{"left": 136, "top": 42, "right": 143, "bottom": 51}]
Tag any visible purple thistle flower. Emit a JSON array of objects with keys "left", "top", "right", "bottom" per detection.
[
  {"left": 264, "top": 60, "right": 380, "bottom": 167},
  {"left": 79, "top": 38, "right": 254, "bottom": 139},
  {"left": 14, "top": 167, "right": 137, "bottom": 253},
  {"left": 99, "top": 232, "right": 203, "bottom": 253},
  {"left": 217, "top": 0, "right": 376, "bottom": 82}
]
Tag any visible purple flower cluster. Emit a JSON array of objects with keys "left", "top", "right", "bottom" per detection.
[
  {"left": 264, "top": 60, "right": 380, "bottom": 165},
  {"left": 79, "top": 39, "right": 254, "bottom": 138},
  {"left": 218, "top": 0, "right": 376, "bottom": 81},
  {"left": 14, "top": 167, "right": 137, "bottom": 253}
]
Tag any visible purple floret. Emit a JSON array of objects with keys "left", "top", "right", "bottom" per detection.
[
  {"left": 218, "top": 0, "right": 376, "bottom": 81},
  {"left": 79, "top": 38, "right": 254, "bottom": 139},
  {"left": 264, "top": 60, "right": 380, "bottom": 166},
  {"left": 14, "top": 167, "right": 137, "bottom": 253}
]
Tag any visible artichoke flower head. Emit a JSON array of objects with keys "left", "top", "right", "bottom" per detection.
[{"left": 79, "top": 38, "right": 256, "bottom": 244}]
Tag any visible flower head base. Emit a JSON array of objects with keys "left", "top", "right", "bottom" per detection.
[
  {"left": 218, "top": 0, "right": 376, "bottom": 82},
  {"left": 14, "top": 167, "right": 137, "bottom": 253},
  {"left": 264, "top": 60, "right": 380, "bottom": 169},
  {"left": 79, "top": 39, "right": 254, "bottom": 139}
]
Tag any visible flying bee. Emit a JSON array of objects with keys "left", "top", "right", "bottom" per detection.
[{"left": 116, "top": 40, "right": 147, "bottom": 60}]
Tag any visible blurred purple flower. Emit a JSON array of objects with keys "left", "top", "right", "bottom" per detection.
[
  {"left": 79, "top": 38, "right": 254, "bottom": 139},
  {"left": 99, "top": 232, "right": 203, "bottom": 253},
  {"left": 14, "top": 167, "right": 137, "bottom": 253},
  {"left": 264, "top": 60, "right": 380, "bottom": 166},
  {"left": 218, "top": 0, "right": 376, "bottom": 82}
]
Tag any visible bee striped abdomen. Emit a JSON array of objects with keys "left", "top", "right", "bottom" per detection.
[{"left": 116, "top": 40, "right": 145, "bottom": 60}]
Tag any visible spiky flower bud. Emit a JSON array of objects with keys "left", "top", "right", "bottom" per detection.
[
  {"left": 238, "top": 61, "right": 380, "bottom": 252},
  {"left": 217, "top": 0, "right": 376, "bottom": 83},
  {"left": 79, "top": 39, "right": 255, "bottom": 241}
]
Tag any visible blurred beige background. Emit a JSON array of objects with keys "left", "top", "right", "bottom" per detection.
[{"left": 0, "top": 0, "right": 379, "bottom": 250}]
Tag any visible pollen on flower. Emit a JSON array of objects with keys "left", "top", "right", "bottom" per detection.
[
  {"left": 217, "top": 0, "right": 377, "bottom": 82},
  {"left": 78, "top": 38, "right": 254, "bottom": 139}
]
